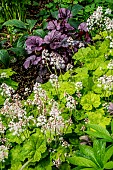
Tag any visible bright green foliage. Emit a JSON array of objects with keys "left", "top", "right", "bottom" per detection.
[
  {"left": 1, "top": 2, "right": 113, "bottom": 169},
  {"left": 21, "top": 130, "right": 47, "bottom": 162},
  {"left": 59, "top": 81, "right": 76, "bottom": 99},
  {"left": 9, "top": 129, "right": 47, "bottom": 169},
  {"left": 67, "top": 139, "right": 113, "bottom": 169},
  {"left": 86, "top": 109, "right": 111, "bottom": 127},
  {"left": 0, "top": 68, "right": 15, "bottom": 77},
  {"left": 81, "top": 92, "right": 101, "bottom": 111},
  {"left": 86, "top": 124, "right": 113, "bottom": 142}
]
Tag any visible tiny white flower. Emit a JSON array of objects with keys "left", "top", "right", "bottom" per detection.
[{"left": 105, "top": 8, "right": 112, "bottom": 15}]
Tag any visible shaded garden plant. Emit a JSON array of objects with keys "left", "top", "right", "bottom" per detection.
[{"left": 23, "top": 8, "right": 91, "bottom": 82}]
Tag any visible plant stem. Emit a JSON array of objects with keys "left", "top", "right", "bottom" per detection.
[{"left": 20, "top": 158, "right": 33, "bottom": 170}]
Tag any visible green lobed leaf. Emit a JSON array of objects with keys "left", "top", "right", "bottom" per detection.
[
  {"left": 20, "top": 129, "right": 47, "bottom": 162},
  {"left": 81, "top": 92, "right": 101, "bottom": 111},
  {"left": 35, "top": 159, "right": 52, "bottom": 170},
  {"left": 9, "top": 162, "right": 22, "bottom": 170},
  {"left": 10, "top": 145, "right": 22, "bottom": 163},
  {"left": 59, "top": 81, "right": 75, "bottom": 99}
]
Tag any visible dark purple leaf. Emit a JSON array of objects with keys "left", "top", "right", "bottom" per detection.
[
  {"left": 33, "top": 57, "right": 41, "bottom": 65},
  {"left": 23, "top": 55, "right": 36, "bottom": 69},
  {"left": 25, "top": 36, "right": 44, "bottom": 54},
  {"left": 47, "top": 20, "right": 60, "bottom": 31},
  {"left": 78, "top": 22, "right": 88, "bottom": 32},
  {"left": 44, "top": 30, "right": 67, "bottom": 49},
  {"left": 58, "top": 8, "right": 72, "bottom": 20},
  {"left": 85, "top": 32, "right": 91, "bottom": 42},
  {"left": 63, "top": 21, "right": 74, "bottom": 31}
]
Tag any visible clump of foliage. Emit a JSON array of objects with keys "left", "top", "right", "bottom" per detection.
[
  {"left": 0, "top": 0, "right": 30, "bottom": 22},
  {"left": 1, "top": 4, "right": 113, "bottom": 170},
  {"left": 23, "top": 7, "right": 91, "bottom": 82}
]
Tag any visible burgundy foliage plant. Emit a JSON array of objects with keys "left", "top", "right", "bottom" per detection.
[{"left": 23, "top": 8, "right": 91, "bottom": 82}]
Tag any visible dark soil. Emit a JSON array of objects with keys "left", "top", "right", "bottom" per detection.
[{"left": 10, "top": 58, "right": 51, "bottom": 100}]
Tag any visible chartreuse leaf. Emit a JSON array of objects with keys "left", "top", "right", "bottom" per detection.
[
  {"left": 0, "top": 68, "right": 16, "bottom": 77},
  {"left": 6, "top": 132, "right": 23, "bottom": 144},
  {"left": 86, "top": 109, "right": 111, "bottom": 127},
  {"left": 9, "top": 162, "right": 22, "bottom": 170},
  {"left": 10, "top": 145, "right": 22, "bottom": 165},
  {"left": 73, "top": 47, "right": 92, "bottom": 63},
  {"left": 103, "top": 145, "right": 113, "bottom": 164},
  {"left": 35, "top": 159, "right": 52, "bottom": 170},
  {"left": 86, "top": 124, "right": 113, "bottom": 142},
  {"left": 81, "top": 92, "right": 101, "bottom": 111},
  {"left": 59, "top": 81, "right": 75, "bottom": 99},
  {"left": 104, "top": 161, "right": 113, "bottom": 169},
  {"left": 20, "top": 129, "right": 47, "bottom": 162},
  {"left": 67, "top": 156, "right": 98, "bottom": 168}
]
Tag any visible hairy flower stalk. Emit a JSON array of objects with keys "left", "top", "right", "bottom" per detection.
[
  {"left": 0, "top": 83, "right": 15, "bottom": 97},
  {"left": 64, "top": 93, "right": 77, "bottom": 110},
  {"left": 0, "top": 94, "right": 35, "bottom": 138},
  {"left": 0, "top": 145, "right": 8, "bottom": 162}
]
